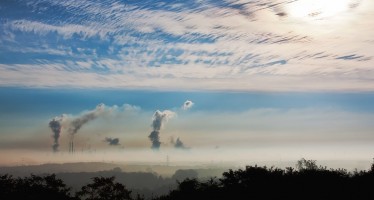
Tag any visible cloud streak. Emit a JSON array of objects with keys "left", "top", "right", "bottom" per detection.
[{"left": 0, "top": 0, "right": 373, "bottom": 91}]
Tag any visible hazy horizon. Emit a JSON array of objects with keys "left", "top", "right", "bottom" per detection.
[{"left": 1, "top": 0, "right": 374, "bottom": 171}]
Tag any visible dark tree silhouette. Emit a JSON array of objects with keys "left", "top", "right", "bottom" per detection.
[
  {"left": 153, "top": 158, "right": 374, "bottom": 200},
  {"left": 296, "top": 158, "right": 318, "bottom": 170},
  {"left": 76, "top": 176, "right": 132, "bottom": 200},
  {"left": 0, "top": 174, "right": 16, "bottom": 199},
  {"left": 0, "top": 174, "right": 73, "bottom": 200},
  {"left": 2, "top": 158, "right": 374, "bottom": 200}
]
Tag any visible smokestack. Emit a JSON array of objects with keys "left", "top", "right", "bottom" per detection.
[
  {"left": 68, "top": 136, "right": 75, "bottom": 154},
  {"left": 65, "top": 103, "right": 106, "bottom": 154},
  {"left": 72, "top": 140, "right": 74, "bottom": 154},
  {"left": 148, "top": 110, "right": 175, "bottom": 150}
]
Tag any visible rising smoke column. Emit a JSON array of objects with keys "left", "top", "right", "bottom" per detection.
[
  {"left": 47, "top": 103, "right": 106, "bottom": 153},
  {"left": 171, "top": 137, "right": 189, "bottom": 150},
  {"left": 66, "top": 103, "right": 106, "bottom": 153},
  {"left": 67, "top": 103, "right": 105, "bottom": 136},
  {"left": 48, "top": 116, "right": 64, "bottom": 152},
  {"left": 174, "top": 137, "right": 186, "bottom": 149},
  {"left": 149, "top": 110, "right": 175, "bottom": 150}
]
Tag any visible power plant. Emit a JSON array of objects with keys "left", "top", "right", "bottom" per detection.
[{"left": 48, "top": 104, "right": 106, "bottom": 154}]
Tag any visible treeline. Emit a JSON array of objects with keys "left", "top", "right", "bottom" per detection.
[
  {"left": 156, "top": 159, "right": 374, "bottom": 200},
  {"left": 0, "top": 174, "right": 138, "bottom": 200},
  {"left": 1, "top": 159, "right": 374, "bottom": 200}
]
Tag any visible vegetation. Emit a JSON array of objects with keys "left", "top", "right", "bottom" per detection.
[
  {"left": 1, "top": 159, "right": 374, "bottom": 200},
  {"left": 76, "top": 176, "right": 132, "bottom": 200},
  {"left": 0, "top": 174, "right": 73, "bottom": 200},
  {"left": 156, "top": 159, "right": 374, "bottom": 200}
]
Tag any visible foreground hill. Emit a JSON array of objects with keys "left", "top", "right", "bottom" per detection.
[
  {"left": 1, "top": 159, "right": 374, "bottom": 200},
  {"left": 0, "top": 162, "right": 226, "bottom": 198}
]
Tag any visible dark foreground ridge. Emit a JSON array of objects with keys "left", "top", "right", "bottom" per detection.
[{"left": 1, "top": 158, "right": 374, "bottom": 200}]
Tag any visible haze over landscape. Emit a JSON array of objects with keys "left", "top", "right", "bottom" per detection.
[{"left": 1, "top": 0, "right": 374, "bottom": 173}]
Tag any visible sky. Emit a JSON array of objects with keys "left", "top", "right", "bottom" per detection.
[{"left": 0, "top": 0, "right": 374, "bottom": 169}]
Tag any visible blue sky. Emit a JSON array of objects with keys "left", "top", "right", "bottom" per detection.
[
  {"left": 1, "top": 0, "right": 373, "bottom": 91},
  {"left": 1, "top": 0, "right": 374, "bottom": 167}
]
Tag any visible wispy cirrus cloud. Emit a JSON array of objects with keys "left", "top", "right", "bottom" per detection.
[
  {"left": 8, "top": 20, "right": 111, "bottom": 39},
  {"left": 0, "top": 0, "right": 373, "bottom": 91}
]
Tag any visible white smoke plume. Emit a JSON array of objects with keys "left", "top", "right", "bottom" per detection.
[
  {"left": 49, "top": 103, "right": 117, "bottom": 152},
  {"left": 182, "top": 100, "right": 194, "bottom": 110},
  {"left": 67, "top": 103, "right": 106, "bottom": 136}
]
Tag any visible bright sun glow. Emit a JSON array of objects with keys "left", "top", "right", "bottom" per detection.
[{"left": 287, "top": 0, "right": 351, "bottom": 19}]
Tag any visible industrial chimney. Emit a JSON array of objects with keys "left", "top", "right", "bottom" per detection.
[{"left": 69, "top": 138, "right": 75, "bottom": 154}]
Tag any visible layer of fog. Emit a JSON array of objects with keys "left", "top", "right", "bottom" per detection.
[{"left": 1, "top": 106, "right": 374, "bottom": 171}]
